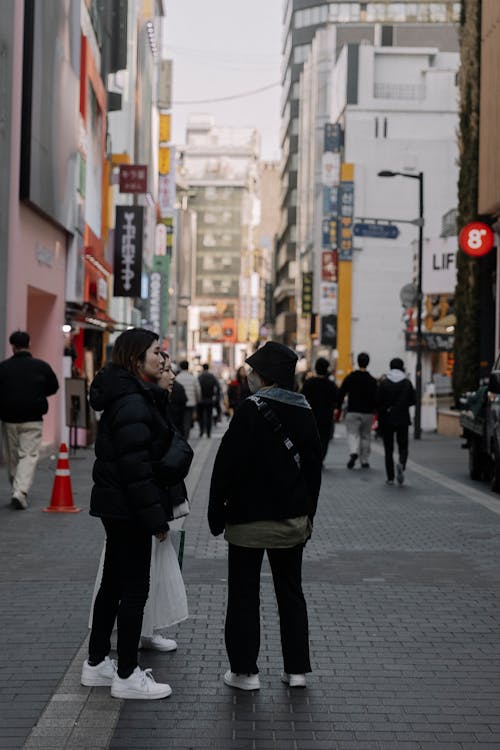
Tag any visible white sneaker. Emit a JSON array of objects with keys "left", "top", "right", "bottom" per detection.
[
  {"left": 140, "top": 635, "right": 177, "bottom": 652},
  {"left": 111, "top": 666, "right": 172, "bottom": 700},
  {"left": 81, "top": 657, "right": 117, "bottom": 687},
  {"left": 223, "top": 670, "right": 260, "bottom": 691},
  {"left": 12, "top": 491, "right": 28, "bottom": 510},
  {"left": 281, "top": 672, "right": 307, "bottom": 688}
]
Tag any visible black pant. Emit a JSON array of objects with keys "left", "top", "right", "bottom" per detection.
[
  {"left": 198, "top": 401, "right": 213, "bottom": 437},
  {"left": 317, "top": 422, "right": 332, "bottom": 460},
  {"left": 89, "top": 519, "right": 152, "bottom": 678},
  {"left": 181, "top": 406, "right": 194, "bottom": 439},
  {"left": 225, "top": 543, "right": 311, "bottom": 675},
  {"left": 382, "top": 424, "right": 409, "bottom": 480}
]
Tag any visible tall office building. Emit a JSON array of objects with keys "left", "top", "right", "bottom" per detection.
[
  {"left": 277, "top": 0, "right": 460, "bottom": 346},
  {"left": 178, "top": 116, "right": 261, "bottom": 365}
]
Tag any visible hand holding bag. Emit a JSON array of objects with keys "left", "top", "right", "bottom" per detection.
[{"left": 167, "top": 481, "right": 190, "bottom": 520}]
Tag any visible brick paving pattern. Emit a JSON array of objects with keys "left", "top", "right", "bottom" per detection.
[{"left": 1, "top": 427, "right": 499, "bottom": 749}]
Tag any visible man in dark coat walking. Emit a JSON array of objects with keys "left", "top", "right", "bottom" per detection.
[
  {"left": 377, "top": 357, "right": 416, "bottom": 485},
  {"left": 0, "top": 330, "right": 59, "bottom": 509},
  {"left": 208, "top": 341, "right": 322, "bottom": 691},
  {"left": 197, "top": 363, "right": 220, "bottom": 437},
  {"left": 301, "top": 357, "right": 338, "bottom": 461}
]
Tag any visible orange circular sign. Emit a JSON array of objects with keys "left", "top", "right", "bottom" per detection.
[{"left": 459, "top": 222, "right": 494, "bottom": 257}]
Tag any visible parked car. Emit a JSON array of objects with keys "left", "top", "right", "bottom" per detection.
[{"left": 460, "top": 355, "right": 500, "bottom": 492}]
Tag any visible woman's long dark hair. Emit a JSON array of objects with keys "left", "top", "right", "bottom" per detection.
[{"left": 111, "top": 328, "right": 159, "bottom": 377}]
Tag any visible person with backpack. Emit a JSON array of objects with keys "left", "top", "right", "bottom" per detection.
[{"left": 377, "top": 357, "right": 417, "bottom": 486}]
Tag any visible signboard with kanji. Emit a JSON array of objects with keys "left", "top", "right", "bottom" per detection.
[
  {"left": 119, "top": 165, "right": 147, "bottom": 194},
  {"left": 321, "top": 250, "right": 338, "bottom": 281},
  {"left": 302, "top": 271, "right": 313, "bottom": 316},
  {"left": 158, "top": 147, "right": 171, "bottom": 175},
  {"left": 113, "top": 207, "right": 143, "bottom": 297}
]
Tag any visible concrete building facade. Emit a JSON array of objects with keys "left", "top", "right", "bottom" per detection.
[{"left": 279, "top": 0, "right": 461, "bottom": 350}]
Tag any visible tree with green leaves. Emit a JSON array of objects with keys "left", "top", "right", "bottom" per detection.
[{"left": 453, "top": 0, "right": 481, "bottom": 404}]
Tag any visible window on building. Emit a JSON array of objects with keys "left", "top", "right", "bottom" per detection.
[
  {"left": 294, "top": 5, "right": 330, "bottom": 29},
  {"left": 293, "top": 44, "right": 311, "bottom": 65},
  {"left": 202, "top": 232, "right": 216, "bottom": 247}
]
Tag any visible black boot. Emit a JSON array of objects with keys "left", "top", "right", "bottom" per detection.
[{"left": 347, "top": 453, "right": 358, "bottom": 469}]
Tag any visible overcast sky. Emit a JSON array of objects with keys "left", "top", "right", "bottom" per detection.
[{"left": 164, "top": 0, "right": 282, "bottom": 160}]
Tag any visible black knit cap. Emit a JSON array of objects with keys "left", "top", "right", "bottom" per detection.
[{"left": 245, "top": 341, "right": 298, "bottom": 390}]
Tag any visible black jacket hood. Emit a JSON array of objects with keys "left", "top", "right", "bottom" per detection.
[{"left": 90, "top": 363, "right": 164, "bottom": 412}]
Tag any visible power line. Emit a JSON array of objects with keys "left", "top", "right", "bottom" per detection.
[{"left": 173, "top": 81, "right": 280, "bottom": 105}]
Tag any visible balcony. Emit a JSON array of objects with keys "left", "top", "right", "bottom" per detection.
[{"left": 373, "top": 83, "right": 425, "bottom": 100}]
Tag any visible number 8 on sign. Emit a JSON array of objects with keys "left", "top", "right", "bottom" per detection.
[{"left": 459, "top": 221, "right": 494, "bottom": 257}]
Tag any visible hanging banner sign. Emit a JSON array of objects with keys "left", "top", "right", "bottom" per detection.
[
  {"left": 320, "top": 314, "right": 337, "bottom": 347},
  {"left": 322, "top": 250, "right": 338, "bottom": 281},
  {"left": 320, "top": 282, "right": 338, "bottom": 315},
  {"left": 338, "top": 165, "right": 355, "bottom": 261},
  {"left": 149, "top": 254, "right": 170, "bottom": 337},
  {"left": 302, "top": 271, "right": 313, "bottom": 316},
  {"left": 159, "top": 114, "right": 171, "bottom": 144},
  {"left": 324, "top": 123, "right": 343, "bottom": 153},
  {"left": 119, "top": 165, "right": 148, "bottom": 193},
  {"left": 113, "top": 206, "right": 143, "bottom": 297}
]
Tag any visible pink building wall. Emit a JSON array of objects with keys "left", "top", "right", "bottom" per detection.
[{"left": 4, "top": 1, "right": 66, "bottom": 447}]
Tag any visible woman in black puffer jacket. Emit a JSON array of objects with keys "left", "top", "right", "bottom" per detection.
[{"left": 82, "top": 328, "right": 174, "bottom": 701}]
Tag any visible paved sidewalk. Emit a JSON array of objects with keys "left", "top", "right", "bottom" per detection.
[{"left": 1, "top": 425, "right": 499, "bottom": 749}]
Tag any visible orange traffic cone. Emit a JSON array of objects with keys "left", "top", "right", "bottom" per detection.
[{"left": 43, "top": 443, "right": 81, "bottom": 513}]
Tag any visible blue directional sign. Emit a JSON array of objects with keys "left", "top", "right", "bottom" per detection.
[{"left": 353, "top": 222, "right": 399, "bottom": 239}]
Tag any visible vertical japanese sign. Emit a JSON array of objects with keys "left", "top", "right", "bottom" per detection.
[
  {"left": 302, "top": 271, "right": 313, "bottom": 316},
  {"left": 320, "top": 314, "right": 337, "bottom": 347},
  {"left": 113, "top": 206, "right": 143, "bottom": 297},
  {"left": 338, "top": 163, "right": 355, "bottom": 261},
  {"left": 149, "top": 254, "right": 170, "bottom": 337}
]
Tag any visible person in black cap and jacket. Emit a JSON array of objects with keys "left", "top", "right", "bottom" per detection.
[
  {"left": 377, "top": 357, "right": 416, "bottom": 486},
  {"left": 208, "top": 341, "right": 323, "bottom": 691}
]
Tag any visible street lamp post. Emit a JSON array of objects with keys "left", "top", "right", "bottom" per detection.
[{"left": 378, "top": 170, "right": 424, "bottom": 440}]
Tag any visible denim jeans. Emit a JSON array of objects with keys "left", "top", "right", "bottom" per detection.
[
  {"left": 225, "top": 543, "right": 311, "bottom": 675},
  {"left": 89, "top": 519, "right": 152, "bottom": 678}
]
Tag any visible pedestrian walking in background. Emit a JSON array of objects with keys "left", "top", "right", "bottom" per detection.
[
  {"left": 0, "top": 330, "right": 59, "bottom": 509},
  {"left": 336, "top": 352, "right": 378, "bottom": 470},
  {"left": 166, "top": 362, "right": 188, "bottom": 434},
  {"left": 82, "top": 328, "right": 173, "bottom": 700},
  {"left": 301, "top": 357, "right": 338, "bottom": 462},
  {"left": 197, "top": 363, "right": 220, "bottom": 438},
  {"left": 175, "top": 360, "right": 200, "bottom": 439},
  {"left": 208, "top": 341, "right": 322, "bottom": 691},
  {"left": 226, "top": 366, "right": 251, "bottom": 416},
  {"left": 377, "top": 357, "right": 417, "bottom": 486}
]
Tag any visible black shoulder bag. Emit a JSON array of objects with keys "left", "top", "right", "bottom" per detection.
[{"left": 249, "top": 395, "right": 301, "bottom": 471}]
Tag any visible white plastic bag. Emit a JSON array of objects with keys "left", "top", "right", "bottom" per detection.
[{"left": 89, "top": 534, "right": 188, "bottom": 635}]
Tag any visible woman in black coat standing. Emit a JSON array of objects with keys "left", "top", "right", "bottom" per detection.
[{"left": 81, "top": 328, "right": 173, "bottom": 700}]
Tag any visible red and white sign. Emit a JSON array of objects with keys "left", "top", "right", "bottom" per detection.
[
  {"left": 119, "top": 164, "right": 148, "bottom": 194},
  {"left": 459, "top": 222, "right": 494, "bottom": 257},
  {"left": 321, "top": 250, "right": 338, "bottom": 281}
]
